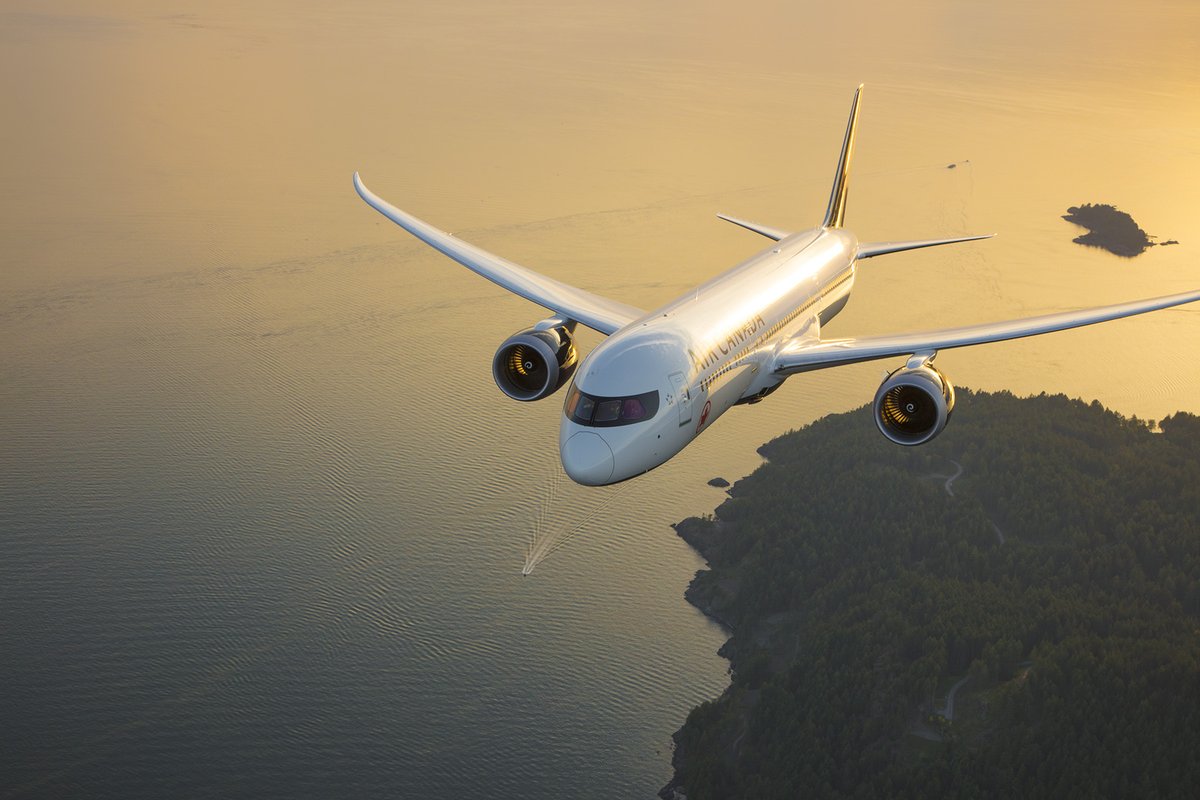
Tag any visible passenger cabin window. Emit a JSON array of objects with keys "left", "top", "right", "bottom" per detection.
[{"left": 564, "top": 386, "right": 659, "bottom": 427}]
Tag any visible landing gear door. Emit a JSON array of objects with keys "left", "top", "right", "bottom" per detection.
[{"left": 669, "top": 372, "right": 692, "bottom": 426}]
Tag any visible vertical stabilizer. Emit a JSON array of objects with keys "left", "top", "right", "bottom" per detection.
[{"left": 822, "top": 84, "right": 864, "bottom": 229}]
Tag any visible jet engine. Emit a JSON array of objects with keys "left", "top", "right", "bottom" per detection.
[
  {"left": 873, "top": 362, "right": 956, "bottom": 446},
  {"left": 492, "top": 322, "right": 579, "bottom": 401}
]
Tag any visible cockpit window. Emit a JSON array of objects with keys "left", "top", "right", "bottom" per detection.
[
  {"left": 565, "top": 386, "right": 660, "bottom": 427},
  {"left": 594, "top": 400, "right": 622, "bottom": 423}
]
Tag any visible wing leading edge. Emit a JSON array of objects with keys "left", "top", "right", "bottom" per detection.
[
  {"left": 354, "top": 173, "right": 644, "bottom": 336},
  {"left": 774, "top": 289, "right": 1200, "bottom": 374}
]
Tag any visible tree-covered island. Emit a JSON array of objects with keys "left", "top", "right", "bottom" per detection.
[
  {"left": 663, "top": 390, "right": 1200, "bottom": 800},
  {"left": 1062, "top": 204, "right": 1176, "bottom": 257}
]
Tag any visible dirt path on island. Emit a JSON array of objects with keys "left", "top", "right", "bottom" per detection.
[
  {"left": 933, "top": 459, "right": 1006, "bottom": 545},
  {"left": 943, "top": 460, "right": 963, "bottom": 497},
  {"left": 940, "top": 676, "right": 970, "bottom": 721}
]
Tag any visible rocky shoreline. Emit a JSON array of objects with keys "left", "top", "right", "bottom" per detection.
[{"left": 659, "top": 490, "right": 747, "bottom": 800}]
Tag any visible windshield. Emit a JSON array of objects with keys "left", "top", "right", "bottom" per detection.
[{"left": 564, "top": 385, "right": 660, "bottom": 427}]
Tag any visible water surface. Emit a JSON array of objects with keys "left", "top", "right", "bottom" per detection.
[{"left": 3, "top": 1, "right": 1199, "bottom": 797}]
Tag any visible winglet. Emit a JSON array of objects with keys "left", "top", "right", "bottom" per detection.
[{"left": 822, "top": 84, "right": 864, "bottom": 229}]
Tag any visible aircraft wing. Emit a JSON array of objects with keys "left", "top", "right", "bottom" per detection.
[
  {"left": 774, "top": 289, "right": 1200, "bottom": 374},
  {"left": 354, "top": 173, "right": 644, "bottom": 335}
]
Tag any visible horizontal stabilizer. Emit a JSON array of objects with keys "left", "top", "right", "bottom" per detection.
[
  {"left": 716, "top": 214, "right": 792, "bottom": 242},
  {"left": 858, "top": 234, "right": 995, "bottom": 260}
]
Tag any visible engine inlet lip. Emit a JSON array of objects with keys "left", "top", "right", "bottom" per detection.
[
  {"left": 491, "top": 327, "right": 578, "bottom": 402},
  {"left": 873, "top": 365, "right": 952, "bottom": 447}
]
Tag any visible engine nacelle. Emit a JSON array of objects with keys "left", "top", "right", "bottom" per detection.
[
  {"left": 492, "top": 323, "right": 579, "bottom": 401},
  {"left": 873, "top": 363, "right": 956, "bottom": 446}
]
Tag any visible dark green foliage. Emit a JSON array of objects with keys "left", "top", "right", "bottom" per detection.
[{"left": 668, "top": 390, "right": 1200, "bottom": 799}]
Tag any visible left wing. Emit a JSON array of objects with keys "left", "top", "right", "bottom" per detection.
[
  {"left": 774, "top": 289, "right": 1200, "bottom": 374},
  {"left": 354, "top": 173, "right": 644, "bottom": 335}
]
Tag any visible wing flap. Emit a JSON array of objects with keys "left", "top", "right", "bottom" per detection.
[
  {"left": 774, "top": 290, "right": 1200, "bottom": 374},
  {"left": 354, "top": 173, "right": 644, "bottom": 335}
]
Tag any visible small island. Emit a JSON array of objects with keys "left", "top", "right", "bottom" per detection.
[
  {"left": 663, "top": 390, "right": 1200, "bottom": 799},
  {"left": 1062, "top": 203, "right": 1171, "bottom": 257}
]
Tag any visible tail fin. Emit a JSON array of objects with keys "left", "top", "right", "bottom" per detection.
[{"left": 822, "top": 84, "right": 864, "bottom": 229}]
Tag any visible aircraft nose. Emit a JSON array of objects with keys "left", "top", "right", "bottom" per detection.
[{"left": 561, "top": 432, "right": 615, "bottom": 485}]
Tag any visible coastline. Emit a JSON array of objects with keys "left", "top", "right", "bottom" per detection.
[
  {"left": 659, "top": 479, "right": 753, "bottom": 800},
  {"left": 657, "top": 392, "right": 1200, "bottom": 798}
]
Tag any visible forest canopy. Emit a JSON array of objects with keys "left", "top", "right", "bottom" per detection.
[{"left": 663, "top": 390, "right": 1200, "bottom": 800}]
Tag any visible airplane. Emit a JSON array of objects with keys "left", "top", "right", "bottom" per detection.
[{"left": 354, "top": 85, "right": 1200, "bottom": 486}]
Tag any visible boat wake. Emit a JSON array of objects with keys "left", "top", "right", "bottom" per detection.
[{"left": 522, "top": 467, "right": 640, "bottom": 575}]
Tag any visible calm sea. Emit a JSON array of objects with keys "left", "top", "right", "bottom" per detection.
[{"left": 3, "top": 1, "right": 1198, "bottom": 796}]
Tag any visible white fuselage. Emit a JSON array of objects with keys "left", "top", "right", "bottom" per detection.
[
  {"left": 560, "top": 227, "right": 858, "bottom": 485},
  {"left": 358, "top": 85, "right": 1200, "bottom": 488}
]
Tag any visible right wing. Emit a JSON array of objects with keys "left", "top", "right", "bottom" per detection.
[
  {"left": 774, "top": 289, "right": 1200, "bottom": 374},
  {"left": 354, "top": 173, "right": 644, "bottom": 335}
]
